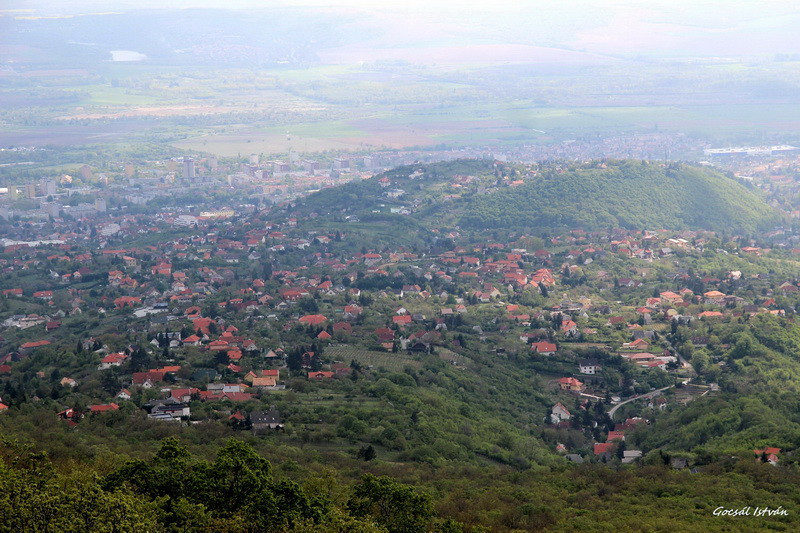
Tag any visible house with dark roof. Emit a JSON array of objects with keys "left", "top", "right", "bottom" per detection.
[{"left": 251, "top": 410, "right": 284, "bottom": 433}]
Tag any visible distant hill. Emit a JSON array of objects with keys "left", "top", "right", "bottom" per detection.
[
  {"left": 461, "top": 160, "right": 780, "bottom": 233},
  {"left": 299, "top": 159, "right": 779, "bottom": 235}
]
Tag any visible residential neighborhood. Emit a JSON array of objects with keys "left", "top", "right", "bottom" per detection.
[{"left": 0, "top": 157, "right": 796, "bottom": 472}]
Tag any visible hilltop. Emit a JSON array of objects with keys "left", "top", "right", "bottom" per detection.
[
  {"left": 462, "top": 160, "right": 779, "bottom": 234},
  {"left": 298, "top": 159, "right": 779, "bottom": 235}
]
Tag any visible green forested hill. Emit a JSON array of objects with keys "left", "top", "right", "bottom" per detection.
[
  {"left": 299, "top": 159, "right": 779, "bottom": 235},
  {"left": 461, "top": 161, "right": 779, "bottom": 233}
]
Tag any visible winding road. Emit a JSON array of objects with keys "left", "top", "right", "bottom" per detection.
[{"left": 607, "top": 384, "right": 677, "bottom": 420}]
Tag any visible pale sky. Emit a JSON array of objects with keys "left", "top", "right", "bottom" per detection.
[
  {"left": 6, "top": 0, "right": 800, "bottom": 19},
  {"left": 4, "top": 0, "right": 800, "bottom": 57}
]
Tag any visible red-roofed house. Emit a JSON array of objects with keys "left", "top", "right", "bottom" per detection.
[
  {"left": 183, "top": 334, "right": 202, "bottom": 346},
  {"left": 99, "top": 352, "right": 128, "bottom": 370},
  {"left": 192, "top": 317, "right": 217, "bottom": 336},
  {"left": 333, "top": 322, "right": 352, "bottom": 334},
  {"left": 89, "top": 403, "right": 119, "bottom": 413},
  {"left": 392, "top": 315, "right": 412, "bottom": 326},
  {"left": 170, "top": 388, "right": 199, "bottom": 402},
  {"left": 375, "top": 328, "right": 394, "bottom": 342},
  {"left": 754, "top": 447, "right": 781, "bottom": 465},
  {"left": 299, "top": 314, "right": 327, "bottom": 325},
  {"left": 152, "top": 263, "right": 172, "bottom": 276},
  {"left": 251, "top": 376, "right": 278, "bottom": 389},
  {"left": 561, "top": 320, "right": 578, "bottom": 336},
  {"left": 594, "top": 442, "right": 615, "bottom": 455},
  {"left": 531, "top": 342, "right": 557, "bottom": 356},
  {"left": 114, "top": 296, "right": 142, "bottom": 308},
  {"left": 221, "top": 392, "right": 253, "bottom": 402},
  {"left": 132, "top": 370, "right": 166, "bottom": 386},
  {"left": 343, "top": 305, "right": 362, "bottom": 318},
  {"left": 116, "top": 389, "right": 131, "bottom": 400},
  {"left": 363, "top": 253, "right": 382, "bottom": 265},
  {"left": 208, "top": 339, "right": 230, "bottom": 351},
  {"left": 607, "top": 430, "right": 625, "bottom": 442},
  {"left": 557, "top": 377, "right": 584, "bottom": 391},
  {"left": 623, "top": 338, "right": 650, "bottom": 350},
  {"left": 20, "top": 340, "right": 51, "bottom": 350}
]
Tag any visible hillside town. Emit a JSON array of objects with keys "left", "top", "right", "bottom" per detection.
[{"left": 2, "top": 155, "right": 798, "bottom": 466}]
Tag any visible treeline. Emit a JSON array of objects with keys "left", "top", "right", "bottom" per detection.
[
  {"left": 0, "top": 437, "right": 437, "bottom": 532},
  {"left": 2, "top": 436, "right": 799, "bottom": 532}
]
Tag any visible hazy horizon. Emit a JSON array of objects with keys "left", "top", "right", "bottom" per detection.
[{"left": 4, "top": 0, "right": 800, "bottom": 59}]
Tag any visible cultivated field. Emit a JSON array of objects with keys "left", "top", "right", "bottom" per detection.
[{"left": 5, "top": 52, "right": 800, "bottom": 157}]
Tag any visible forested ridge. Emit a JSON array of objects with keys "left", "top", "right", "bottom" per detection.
[
  {"left": 298, "top": 159, "right": 779, "bottom": 236},
  {"left": 462, "top": 161, "right": 779, "bottom": 233}
]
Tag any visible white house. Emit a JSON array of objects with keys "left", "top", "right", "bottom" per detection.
[
  {"left": 116, "top": 389, "right": 132, "bottom": 401},
  {"left": 550, "top": 402, "right": 572, "bottom": 424},
  {"left": 579, "top": 359, "right": 602, "bottom": 375}
]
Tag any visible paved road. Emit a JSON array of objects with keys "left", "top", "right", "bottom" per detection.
[{"left": 607, "top": 384, "right": 676, "bottom": 420}]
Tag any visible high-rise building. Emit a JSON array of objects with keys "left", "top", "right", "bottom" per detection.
[
  {"left": 40, "top": 179, "right": 56, "bottom": 197},
  {"left": 95, "top": 198, "right": 107, "bottom": 213},
  {"left": 363, "top": 156, "right": 382, "bottom": 169},
  {"left": 183, "top": 158, "right": 195, "bottom": 179}
]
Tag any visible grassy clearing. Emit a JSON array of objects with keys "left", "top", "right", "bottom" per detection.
[
  {"left": 437, "top": 347, "right": 468, "bottom": 367},
  {"left": 81, "top": 85, "right": 168, "bottom": 107},
  {"left": 266, "top": 120, "right": 366, "bottom": 139},
  {"left": 326, "top": 345, "right": 422, "bottom": 371}
]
